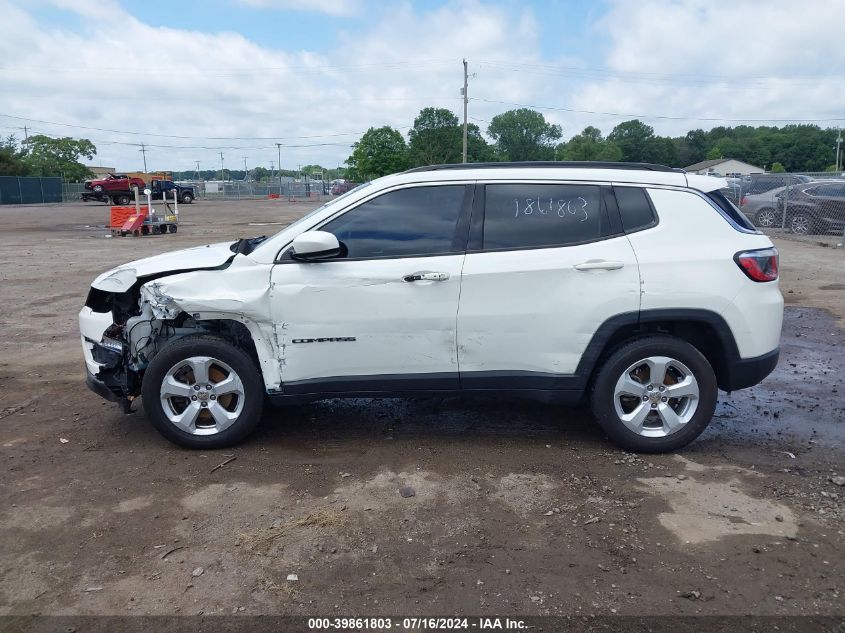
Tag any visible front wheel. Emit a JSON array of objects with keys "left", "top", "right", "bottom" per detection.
[
  {"left": 590, "top": 336, "right": 718, "bottom": 453},
  {"left": 181, "top": 192, "right": 194, "bottom": 204},
  {"left": 141, "top": 336, "right": 264, "bottom": 448}
]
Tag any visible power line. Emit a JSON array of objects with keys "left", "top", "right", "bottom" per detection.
[
  {"left": 472, "top": 59, "right": 840, "bottom": 86},
  {"left": 470, "top": 98, "right": 845, "bottom": 123},
  {"left": 0, "top": 113, "right": 414, "bottom": 141},
  {"left": 0, "top": 59, "right": 459, "bottom": 77}
]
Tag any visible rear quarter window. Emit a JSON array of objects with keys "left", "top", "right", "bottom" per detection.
[{"left": 614, "top": 186, "right": 656, "bottom": 232}]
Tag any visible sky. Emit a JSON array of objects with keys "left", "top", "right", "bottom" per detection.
[{"left": 1, "top": 0, "right": 843, "bottom": 174}]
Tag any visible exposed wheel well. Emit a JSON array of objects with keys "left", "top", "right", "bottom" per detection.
[
  {"left": 166, "top": 315, "right": 262, "bottom": 371},
  {"left": 588, "top": 317, "right": 735, "bottom": 392}
]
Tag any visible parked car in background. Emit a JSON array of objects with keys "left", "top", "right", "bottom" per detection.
[
  {"left": 85, "top": 173, "right": 146, "bottom": 194},
  {"left": 740, "top": 185, "right": 788, "bottom": 228},
  {"left": 742, "top": 173, "right": 812, "bottom": 198},
  {"left": 330, "top": 181, "right": 358, "bottom": 195},
  {"left": 774, "top": 181, "right": 845, "bottom": 235}
]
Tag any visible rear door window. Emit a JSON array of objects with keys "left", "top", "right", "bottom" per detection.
[{"left": 482, "top": 184, "right": 604, "bottom": 250}]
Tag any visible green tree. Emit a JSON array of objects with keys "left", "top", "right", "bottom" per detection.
[
  {"left": 346, "top": 126, "right": 409, "bottom": 181},
  {"left": 466, "top": 123, "right": 496, "bottom": 163},
  {"left": 251, "top": 166, "right": 270, "bottom": 181},
  {"left": 675, "top": 129, "right": 709, "bottom": 167},
  {"left": 409, "top": 107, "right": 462, "bottom": 166},
  {"left": 607, "top": 120, "right": 656, "bottom": 163},
  {"left": 0, "top": 136, "right": 32, "bottom": 176},
  {"left": 487, "top": 108, "right": 562, "bottom": 161},
  {"left": 558, "top": 126, "right": 622, "bottom": 161},
  {"left": 23, "top": 135, "right": 96, "bottom": 181},
  {"left": 770, "top": 162, "right": 786, "bottom": 173}
]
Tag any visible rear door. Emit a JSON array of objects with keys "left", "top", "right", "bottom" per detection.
[{"left": 456, "top": 182, "right": 640, "bottom": 390}]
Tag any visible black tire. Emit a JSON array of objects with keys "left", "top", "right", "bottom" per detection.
[
  {"left": 181, "top": 192, "right": 194, "bottom": 204},
  {"left": 788, "top": 212, "right": 816, "bottom": 235},
  {"left": 590, "top": 335, "right": 718, "bottom": 453},
  {"left": 93, "top": 184, "right": 104, "bottom": 192},
  {"left": 114, "top": 194, "right": 131, "bottom": 205},
  {"left": 168, "top": 224, "right": 178, "bottom": 233},
  {"left": 754, "top": 207, "right": 777, "bottom": 228},
  {"left": 141, "top": 335, "right": 264, "bottom": 448}
]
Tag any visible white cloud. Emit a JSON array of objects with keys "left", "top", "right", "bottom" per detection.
[
  {"left": 0, "top": 0, "right": 842, "bottom": 172},
  {"left": 236, "top": 0, "right": 362, "bottom": 17}
]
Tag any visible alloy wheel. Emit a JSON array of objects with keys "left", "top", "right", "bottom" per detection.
[
  {"left": 612, "top": 356, "right": 700, "bottom": 438},
  {"left": 159, "top": 356, "right": 245, "bottom": 435},
  {"left": 755, "top": 208, "right": 777, "bottom": 227}
]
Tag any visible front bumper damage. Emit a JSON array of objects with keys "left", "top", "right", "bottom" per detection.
[{"left": 79, "top": 306, "right": 137, "bottom": 412}]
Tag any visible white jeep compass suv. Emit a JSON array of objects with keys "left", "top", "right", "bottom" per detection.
[{"left": 79, "top": 162, "right": 783, "bottom": 452}]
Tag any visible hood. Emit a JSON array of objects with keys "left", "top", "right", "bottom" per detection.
[{"left": 91, "top": 241, "right": 236, "bottom": 292}]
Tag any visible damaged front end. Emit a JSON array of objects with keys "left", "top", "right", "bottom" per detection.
[{"left": 79, "top": 238, "right": 275, "bottom": 412}]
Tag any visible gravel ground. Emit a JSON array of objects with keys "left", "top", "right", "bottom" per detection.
[{"left": 0, "top": 199, "right": 842, "bottom": 619}]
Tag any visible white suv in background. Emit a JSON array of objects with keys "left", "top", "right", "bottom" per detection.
[{"left": 79, "top": 162, "right": 783, "bottom": 452}]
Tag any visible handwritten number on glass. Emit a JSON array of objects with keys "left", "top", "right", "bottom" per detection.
[{"left": 513, "top": 197, "right": 590, "bottom": 221}]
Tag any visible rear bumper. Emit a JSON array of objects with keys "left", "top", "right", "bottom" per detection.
[{"left": 722, "top": 348, "right": 779, "bottom": 392}]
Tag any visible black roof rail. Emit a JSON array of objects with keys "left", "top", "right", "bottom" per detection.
[{"left": 403, "top": 161, "right": 684, "bottom": 174}]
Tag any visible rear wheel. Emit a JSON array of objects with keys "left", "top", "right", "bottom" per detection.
[
  {"left": 181, "top": 192, "right": 194, "bottom": 204},
  {"left": 168, "top": 224, "right": 178, "bottom": 233},
  {"left": 754, "top": 207, "right": 777, "bottom": 228},
  {"left": 789, "top": 212, "right": 815, "bottom": 235},
  {"left": 141, "top": 336, "right": 264, "bottom": 448},
  {"left": 113, "top": 194, "right": 131, "bottom": 205},
  {"left": 590, "top": 336, "right": 718, "bottom": 453}
]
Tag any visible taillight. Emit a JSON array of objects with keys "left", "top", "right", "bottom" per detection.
[{"left": 734, "top": 247, "right": 778, "bottom": 282}]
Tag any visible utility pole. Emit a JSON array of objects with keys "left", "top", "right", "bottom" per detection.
[
  {"left": 219, "top": 152, "right": 225, "bottom": 181},
  {"left": 836, "top": 128, "right": 842, "bottom": 173},
  {"left": 22, "top": 125, "right": 28, "bottom": 141},
  {"left": 276, "top": 143, "right": 282, "bottom": 193},
  {"left": 242, "top": 156, "right": 248, "bottom": 181},
  {"left": 462, "top": 58, "right": 468, "bottom": 164},
  {"left": 139, "top": 143, "right": 148, "bottom": 172},
  {"left": 194, "top": 160, "right": 200, "bottom": 181}
]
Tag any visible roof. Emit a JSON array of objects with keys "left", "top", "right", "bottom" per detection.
[
  {"left": 405, "top": 161, "right": 683, "bottom": 174},
  {"left": 684, "top": 157, "right": 762, "bottom": 172}
]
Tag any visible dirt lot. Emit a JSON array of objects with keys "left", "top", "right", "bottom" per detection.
[{"left": 0, "top": 199, "right": 843, "bottom": 620}]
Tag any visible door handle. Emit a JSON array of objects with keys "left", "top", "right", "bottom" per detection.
[
  {"left": 403, "top": 271, "right": 450, "bottom": 282},
  {"left": 573, "top": 260, "right": 624, "bottom": 271}
]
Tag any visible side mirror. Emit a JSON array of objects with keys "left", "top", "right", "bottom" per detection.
[{"left": 291, "top": 230, "right": 342, "bottom": 261}]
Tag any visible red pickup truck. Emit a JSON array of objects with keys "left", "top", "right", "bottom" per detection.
[{"left": 85, "top": 173, "right": 146, "bottom": 194}]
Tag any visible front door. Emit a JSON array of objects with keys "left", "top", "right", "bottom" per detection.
[{"left": 270, "top": 183, "right": 473, "bottom": 394}]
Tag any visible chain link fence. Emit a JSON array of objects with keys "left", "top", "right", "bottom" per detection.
[
  {"left": 0, "top": 176, "right": 63, "bottom": 204},
  {"left": 734, "top": 172, "right": 845, "bottom": 246},
  {"left": 60, "top": 178, "right": 331, "bottom": 203}
]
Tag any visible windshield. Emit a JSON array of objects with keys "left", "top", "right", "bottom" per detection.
[{"left": 251, "top": 182, "right": 372, "bottom": 257}]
